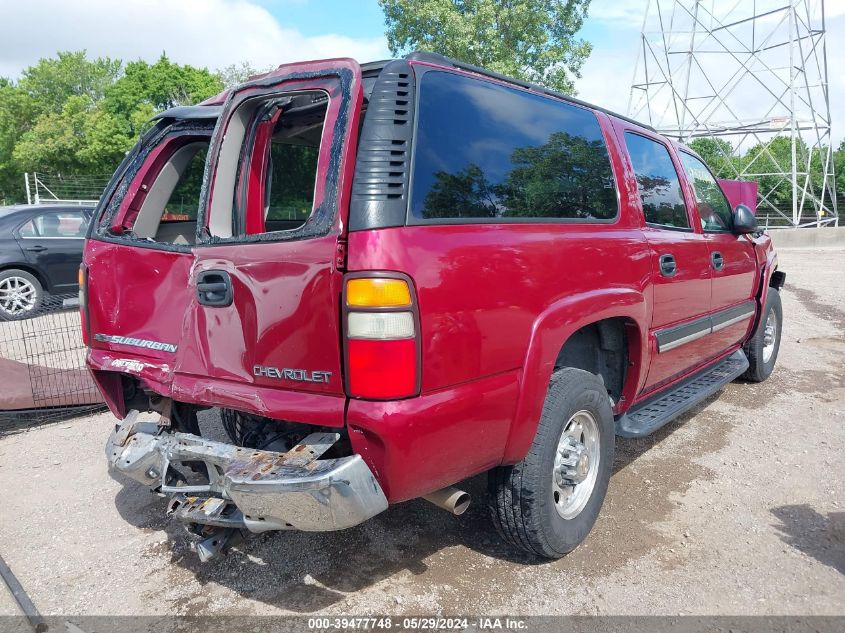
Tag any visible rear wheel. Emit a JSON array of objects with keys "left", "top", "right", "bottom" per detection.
[
  {"left": 742, "top": 288, "right": 782, "bottom": 382},
  {"left": 488, "top": 368, "right": 615, "bottom": 558},
  {"left": 0, "top": 269, "right": 43, "bottom": 319}
]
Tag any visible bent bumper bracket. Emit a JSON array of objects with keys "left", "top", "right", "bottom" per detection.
[{"left": 106, "top": 411, "right": 388, "bottom": 537}]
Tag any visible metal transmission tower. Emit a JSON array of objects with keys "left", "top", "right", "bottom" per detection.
[{"left": 629, "top": 0, "right": 837, "bottom": 228}]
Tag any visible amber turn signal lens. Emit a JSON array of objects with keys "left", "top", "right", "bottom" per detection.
[{"left": 346, "top": 278, "right": 411, "bottom": 307}]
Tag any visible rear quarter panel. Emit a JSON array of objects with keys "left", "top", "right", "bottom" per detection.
[
  {"left": 347, "top": 220, "right": 652, "bottom": 493},
  {"left": 348, "top": 223, "right": 651, "bottom": 392},
  {"left": 345, "top": 110, "right": 654, "bottom": 499},
  {"left": 0, "top": 226, "right": 27, "bottom": 268}
]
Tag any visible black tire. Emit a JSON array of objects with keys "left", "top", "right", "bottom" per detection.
[
  {"left": 0, "top": 268, "right": 43, "bottom": 320},
  {"left": 742, "top": 288, "right": 783, "bottom": 382},
  {"left": 488, "top": 367, "right": 615, "bottom": 558}
]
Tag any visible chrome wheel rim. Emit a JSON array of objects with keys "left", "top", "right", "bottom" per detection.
[
  {"left": 0, "top": 276, "right": 37, "bottom": 316},
  {"left": 762, "top": 309, "right": 778, "bottom": 363},
  {"left": 552, "top": 410, "right": 600, "bottom": 520}
]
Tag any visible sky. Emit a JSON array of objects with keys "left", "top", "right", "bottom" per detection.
[{"left": 0, "top": 0, "right": 843, "bottom": 143}]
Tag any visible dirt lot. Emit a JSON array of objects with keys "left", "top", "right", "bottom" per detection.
[{"left": 0, "top": 248, "right": 843, "bottom": 617}]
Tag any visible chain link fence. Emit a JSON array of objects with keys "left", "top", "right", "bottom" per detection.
[{"left": 0, "top": 294, "right": 104, "bottom": 434}]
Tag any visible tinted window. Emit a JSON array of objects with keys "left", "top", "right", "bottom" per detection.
[
  {"left": 18, "top": 220, "right": 35, "bottom": 237},
  {"left": 679, "top": 152, "right": 732, "bottom": 231},
  {"left": 411, "top": 71, "right": 617, "bottom": 221},
  {"left": 624, "top": 133, "right": 690, "bottom": 229},
  {"left": 21, "top": 211, "right": 87, "bottom": 238}
]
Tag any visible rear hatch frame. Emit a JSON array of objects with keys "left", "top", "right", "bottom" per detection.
[{"left": 84, "top": 58, "right": 364, "bottom": 423}]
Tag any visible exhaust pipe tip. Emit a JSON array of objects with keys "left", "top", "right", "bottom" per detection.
[{"left": 423, "top": 486, "right": 471, "bottom": 516}]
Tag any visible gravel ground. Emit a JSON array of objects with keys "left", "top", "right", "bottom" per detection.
[{"left": 0, "top": 248, "right": 842, "bottom": 617}]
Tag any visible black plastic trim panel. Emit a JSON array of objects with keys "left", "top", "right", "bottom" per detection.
[
  {"left": 349, "top": 60, "right": 415, "bottom": 231},
  {"left": 656, "top": 316, "right": 710, "bottom": 351},
  {"left": 711, "top": 301, "right": 757, "bottom": 330},
  {"left": 655, "top": 300, "right": 756, "bottom": 353}
]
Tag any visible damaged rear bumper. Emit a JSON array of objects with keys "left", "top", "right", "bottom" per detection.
[{"left": 106, "top": 412, "right": 388, "bottom": 534}]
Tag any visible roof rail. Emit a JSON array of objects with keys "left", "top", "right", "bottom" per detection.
[{"left": 403, "top": 51, "right": 654, "bottom": 132}]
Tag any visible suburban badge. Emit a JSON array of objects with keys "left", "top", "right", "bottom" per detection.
[{"left": 95, "top": 333, "right": 177, "bottom": 353}]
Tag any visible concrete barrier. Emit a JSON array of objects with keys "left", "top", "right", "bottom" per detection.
[{"left": 767, "top": 226, "right": 845, "bottom": 249}]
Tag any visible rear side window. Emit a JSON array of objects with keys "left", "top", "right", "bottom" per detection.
[
  {"left": 99, "top": 133, "right": 212, "bottom": 246},
  {"left": 679, "top": 152, "right": 732, "bottom": 231},
  {"left": 208, "top": 89, "right": 329, "bottom": 238},
  {"left": 624, "top": 132, "right": 690, "bottom": 230},
  {"left": 19, "top": 211, "right": 88, "bottom": 238},
  {"left": 411, "top": 71, "right": 618, "bottom": 222},
  {"left": 161, "top": 146, "right": 207, "bottom": 222},
  {"left": 252, "top": 104, "right": 324, "bottom": 234}
]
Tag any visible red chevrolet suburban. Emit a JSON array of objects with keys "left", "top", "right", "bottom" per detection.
[{"left": 83, "top": 53, "right": 784, "bottom": 562}]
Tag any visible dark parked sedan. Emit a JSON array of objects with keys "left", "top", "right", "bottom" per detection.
[{"left": 0, "top": 204, "right": 94, "bottom": 319}]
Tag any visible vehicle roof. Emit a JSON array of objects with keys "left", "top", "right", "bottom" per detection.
[
  {"left": 162, "top": 52, "right": 655, "bottom": 133},
  {"left": 403, "top": 52, "right": 654, "bottom": 132},
  {"left": 0, "top": 203, "right": 93, "bottom": 222}
]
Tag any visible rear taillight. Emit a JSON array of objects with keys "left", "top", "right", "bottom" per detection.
[
  {"left": 78, "top": 264, "right": 90, "bottom": 346},
  {"left": 344, "top": 275, "right": 420, "bottom": 400}
]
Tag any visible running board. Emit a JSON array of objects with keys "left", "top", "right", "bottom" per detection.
[{"left": 616, "top": 350, "right": 749, "bottom": 438}]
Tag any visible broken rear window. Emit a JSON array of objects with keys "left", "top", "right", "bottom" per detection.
[
  {"left": 204, "top": 89, "right": 330, "bottom": 239},
  {"left": 98, "top": 129, "right": 212, "bottom": 247},
  {"left": 243, "top": 91, "right": 327, "bottom": 235}
]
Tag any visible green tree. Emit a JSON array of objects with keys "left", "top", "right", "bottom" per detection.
[
  {"left": 217, "top": 61, "right": 268, "bottom": 89},
  {"left": 741, "top": 136, "right": 797, "bottom": 210},
  {"left": 0, "top": 78, "right": 31, "bottom": 203},
  {"left": 501, "top": 131, "right": 615, "bottom": 217},
  {"left": 687, "top": 137, "right": 739, "bottom": 179},
  {"left": 104, "top": 53, "right": 223, "bottom": 138},
  {"left": 17, "top": 51, "right": 121, "bottom": 118},
  {"left": 379, "top": 0, "right": 593, "bottom": 95},
  {"left": 12, "top": 95, "right": 97, "bottom": 174},
  {"left": 0, "top": 51, "right": 224, "bottom": 203},
  {"left": 833, "top": 140, "right": 845, "bottom": 202},
  {"left": 422, "top": 163, "right": 499, "bottom": 218}
]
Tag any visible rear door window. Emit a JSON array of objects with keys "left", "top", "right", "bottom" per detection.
[
  {"left": 160, "top": 146, "right": 207, "bottom": 223},
  {"left": 203, "top": 89, "right": 331, "bottom": 239},
  {"left": 250, "top": 98, "right": 325, "bottom": 234},
  {"left": 624, "top": 132, "right": 691, "bottom": 230},
  {"left": 100, "top": 136, "right": 210, "bottom": 246},
  {"left": 410, "top": 71, "right": 618, "bottom": 222},
  {"left": 19, "top": 211, "right": 88, "bottom": 238},
  {"left": 132, "top": 140, "right": 209, "bottom": 245}
]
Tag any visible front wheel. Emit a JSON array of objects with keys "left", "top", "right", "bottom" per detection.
[
  {"left": 742, "top": 288, "right": 783, "bottom": 382},
  {"left": 488, "top": 367, "right": 615, "bottom": 558}
]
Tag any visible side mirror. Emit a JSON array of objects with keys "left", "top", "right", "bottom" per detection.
[{"left": 732, "top": 204, "right": 757, "bottom": 234}]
